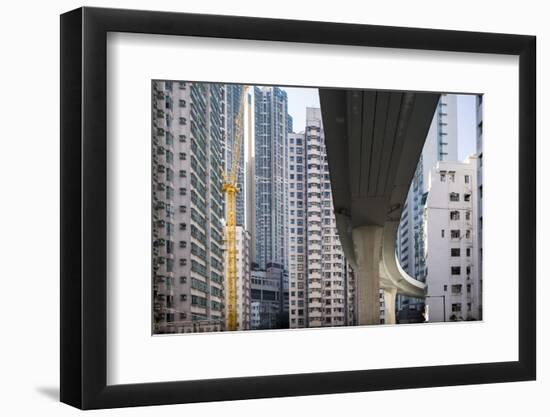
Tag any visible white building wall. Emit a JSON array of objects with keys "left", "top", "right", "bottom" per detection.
[{"left": 424, "top": 157, "right": 481, "bottom": 322}]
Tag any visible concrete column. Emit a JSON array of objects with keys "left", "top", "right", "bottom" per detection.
[
  {"left": 383, "top": 287, "right": 397, "bottom": 325},
  {"left": 352, "top": 226, "right": 383, "bottom": 325}
]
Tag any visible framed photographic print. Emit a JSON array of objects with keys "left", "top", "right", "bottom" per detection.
[{"left": 60, "top": 6, "right": 536, "bottom": 410}]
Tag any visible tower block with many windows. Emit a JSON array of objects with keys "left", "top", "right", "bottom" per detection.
[
  {"left": 152, "top": 81, "right": 226, "bottom": 333},
  {"left": 288, "top": 108, "right": 355, "bottom": 328}
]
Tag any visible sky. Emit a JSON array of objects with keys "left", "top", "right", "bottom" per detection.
[
  {"left": 456, "top": 94, "right": 477, "bottom": 160},
  {"left": 284, "top": 87, "right": 321, "bottom": 132},
  {"left": 280, "top": 86, "right": 477, "bottom": 161}
]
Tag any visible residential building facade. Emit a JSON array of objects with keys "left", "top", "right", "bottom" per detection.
[
  {"left": 152, "top": 81, "right": 226, "bottom": 333},
  {"left": 288, "top": 108, "right": 355, "bottom": 328},
  {"left": 424, "top": 157, "right": 482, "bottom": 322}
]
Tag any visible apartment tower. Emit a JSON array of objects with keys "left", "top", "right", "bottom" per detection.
[
  {"left": 288, "top": 107, "right": 354, "bottom": 328},
  {"left": 254, "top": 86, "right": 292, "bottom": 271},
  {"left": 152, "top": 81, "right": 226, "bottom": 333},
  {"left": 424, "top": 157, "right": 482, "bottom": 321}
]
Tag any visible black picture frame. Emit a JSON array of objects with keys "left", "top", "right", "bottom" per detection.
[{"left": 60, "top": 6, "right": 536, "bottom": 410}]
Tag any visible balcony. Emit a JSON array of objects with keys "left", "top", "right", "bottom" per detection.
[{"left": 309, "top": 290, "right": 323, "bottom": 299}]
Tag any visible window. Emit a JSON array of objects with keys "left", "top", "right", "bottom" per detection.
[
  {"left": 179, "top": 240, "right": 187, "bottom": 249},
  {"left": 452, "top": 303, "right": 462, "bottom": 312},
  {"left": 179, "top": 205, "right": 187, "bottom": 213},
  {"left": 465, "top": 175, "right": 470, "bottom": 184},
  {"left": 451, "top": 284, "right": 462, "bottom": 294},
  {"left": 449, "top": 192, "right": 460, "bottom": 202},
  {"left": 165, "top": 132, "right": 173, "bottom": 146},
  {"left": 443, "top": 284, "right": 448, "bottom": 292},
  {"left": 465, "top": 230, "right": 471, "bottom": 239},
  {"left": 464, "top": 193, "right": 471, "bottom": 202},
  {"left": 451, "top": 229, "right": 460, "bottom": 239},
  {"left": 179, "top": 222, "right": 187, "bottom": 231},
  {"left": 179, "top": 187, "right": 187, "bottom": 196},
  {"left": 466, "top": 247, "right": 471, "bottom": 257},
  {"left": 451, "top": 248, "right": 461, "bottom": 257},
  {"left": 165, "top": 240, "right": 174, "bottom": 254},
  {"left": 166, "top": 168, "right": 174, "bottom": 182},
  {"left": 467, "top": 284, "right": 472, "bottom": 293},
  {"left": 451, "top": 266, "right": 461, "bottom": 275},
  {"left": 179, "top": 117, "right": 187, "bottom": 125},
  {"left": 179, "top": 152, "right": 186, "bottom": 160},
  {"left": 448, "top": 172, "right": 455, "bottom": 182},
  {"left": 166, "top": 258, "right": 174, "bottom": 272},
  {"left": 165, "top": 222, "right": 173, "bottom": 237},
  {"left": 441, "top": 229, "right": 445, "bottom": 238},
  {"left": 179, "top": 170, "right": 187, "bottom": 178},
  {"left": 450, "top": 211, "right": 460, "bottom": 220},
  {"left": 440, "top": 171, "right": 446, "bottom": 182},
  {"left": 465, "top": 211, "right": 471, "bottom": 220}
]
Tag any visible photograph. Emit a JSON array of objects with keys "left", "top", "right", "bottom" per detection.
[
  {"left": 54, "top": 4, "right": 537, "bottom": 411},
  {"left": 151, "top": 81, "right": 483, "bottom": 334}
]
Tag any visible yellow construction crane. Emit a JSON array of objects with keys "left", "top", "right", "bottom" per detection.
[{"left": 223, "top": 85, "right": 248, "bottom": 331}]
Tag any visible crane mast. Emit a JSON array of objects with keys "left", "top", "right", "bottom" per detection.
[{"left": 223, "top": 86, "right": 248, "bottom": 331}]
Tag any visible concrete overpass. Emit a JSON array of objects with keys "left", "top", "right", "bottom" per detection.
[{"left": 319, "top": 89, "right": 440, "bottom": 325}]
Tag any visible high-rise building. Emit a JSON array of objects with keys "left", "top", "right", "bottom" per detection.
[
  {"left": 245, "top": 92, "right": 256, "bottom": 260},
  {"left": 225, "top": 225, "right": 252, "bottom": 330},
  {"left": 224, "top": 84, "right": 246, "bottom": 226},
  {"left": 424, "top": 157, "right": 482, "bottom": 322},
  {"left": 397, "top": 94, "right": 458, "bottom": 282},
  {"left": 396, "top": 94, "right": 458, "bottom": 317},
  {"left": 254, "top": 86, "right": 292, "bottom": 270},
  {"left": 152, "top": 81, "right": 226, "bottom": 333},
  {"left": 288, "top": 108, "right": 355, "bottom": 328}
]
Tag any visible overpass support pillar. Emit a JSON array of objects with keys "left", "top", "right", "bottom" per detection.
[
  {"left": 352, "top": 226, "right": 383, "bottom": 326},
  {"left": 383, "top": 287, "right": 397, "bottom": 325}
]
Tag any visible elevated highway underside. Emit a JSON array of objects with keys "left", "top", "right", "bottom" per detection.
[{"left": 319, "top": 89, "right": 440, "bottom": 325}]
